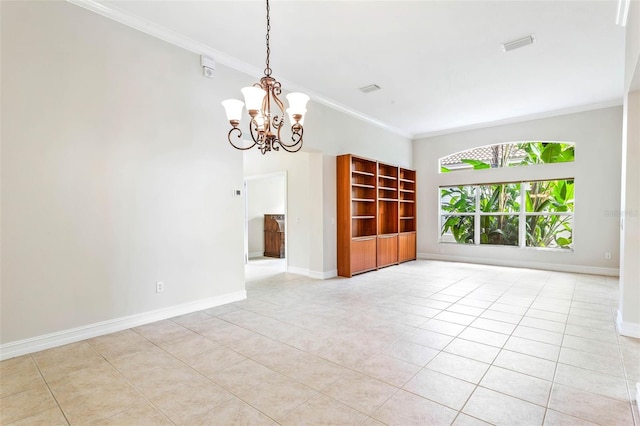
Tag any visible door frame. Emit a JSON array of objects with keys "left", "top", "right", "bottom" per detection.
[{"left": 243, "top": 171, "right": 288, "bottom": 265}]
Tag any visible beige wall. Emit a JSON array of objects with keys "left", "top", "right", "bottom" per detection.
[
  {"left": 1, "top": 1, "right": 246, "bottom": 346},
  {"left": 414, "top": 107, "right": 623, "bottom": 275}
]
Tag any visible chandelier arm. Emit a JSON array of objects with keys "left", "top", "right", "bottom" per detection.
[
  {"left": 273, "top": 116, "right": 284, "bottom": 146},
  {"left": 271, "top": 87, "right": 285, "bottom": 113},
  {"left": 228, "top": 127, "right": 258, "bottom": 151},
  {"left": 274, "top": 125, "right": 303, "bottom": 152},
  {"left": 260, "top": 139, "right": 272, "bottom": 154},
  {"left": 275, "top": 140, "right": 303, "bottom": 153},
  {"left": 270, "top": 81, "right": 285, "bottom": 141},
  {"left": 248, "top": 118, "right": 265, "bottom": 146}
]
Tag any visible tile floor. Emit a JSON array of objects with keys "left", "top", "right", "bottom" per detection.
[{"left": 1, "top": 259, "right": 639, "bottom": 425}]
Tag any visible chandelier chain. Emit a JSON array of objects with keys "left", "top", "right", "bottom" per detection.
[{"left": 264, "top": 0, "right": 272, "bottom": 76}]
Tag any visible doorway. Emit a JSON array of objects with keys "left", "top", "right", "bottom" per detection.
[{"left": 243, "top": 172, "right": 287, "bottom": 280}]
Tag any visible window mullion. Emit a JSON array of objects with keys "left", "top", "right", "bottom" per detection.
[
  {"left": 519, "top": 183, "right": 526, "bottom": 248},
  {"left": 474, "top": 185, "right": 480, "bottom": 245}
]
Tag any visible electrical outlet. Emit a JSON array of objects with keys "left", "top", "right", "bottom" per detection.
[
  {"left": 156, "top": 281, "right": 165, "bottom": 293},
  {"left": 605, "top": 252, "right": 612, "bottom": 260}
]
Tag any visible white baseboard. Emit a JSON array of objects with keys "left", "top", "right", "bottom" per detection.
[
  {"left": 617, "top": 310, "right": 640, "bottom": 338},
  {"left": 248, "top": 252, "right": 263, "bottom": 259},
  {"left": 0, "top": 290, "right": 247, "bottom": 361},
  {"left": 417, "top": 253, "right": 620, "bottom": 277},
  {"left": 286, "top": 266, "right": 309, "bottom": 276},
  {"left": 286, "top": 266, "right": 337, "bottom": 280},
  {"left": 310, "top": 269, "right": 338, "bottom": 280}
]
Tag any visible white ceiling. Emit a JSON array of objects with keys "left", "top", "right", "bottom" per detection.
[{"left": 90, "top": 0, "right": 626, "bottom": 138}]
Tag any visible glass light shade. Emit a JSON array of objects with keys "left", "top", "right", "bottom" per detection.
[
  {"left": 286, "top": 92, "right": 310, "bottom": 115},
  {"left": 221, "top": 99, "right": 244, "bottom": 122},
  {"left": 287, "top": 108, "right": 305, "bottom": 126},
  {"left": 241, "top": 86, "right": 266, "bottom": 112},
  {"left": 254, "top": 114, "right": 265, "bottom": 130}
]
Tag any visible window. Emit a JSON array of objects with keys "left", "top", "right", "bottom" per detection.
[
  {"left": 440, "top": 179, "right": 574, "bottom": 249},
  {"left": 524, "top": 179, "right": 574, "bottom": 249},
  {"left": 479, "top": 183, "right": 520, "bottom": 246},
  {"left": 439, "top": 141, "right": 575, "bottom": 250},
  {"left": 440, "top": 141, "right": 574, "bottom": 173}
]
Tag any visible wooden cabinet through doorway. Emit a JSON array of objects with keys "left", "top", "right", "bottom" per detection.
[{"left": 264, "top": 214, "right": 285, "bottom": 258}]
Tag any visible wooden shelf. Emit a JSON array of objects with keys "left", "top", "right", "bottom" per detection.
[
  {"left": 398, "top": 167, "right": 416, "bottom": 237},
  {"left": 353, "top": 170, "right": 375, "bottom": 177},
  {"left": 338, "top": 155, "right": 416, "bottom": 277}
]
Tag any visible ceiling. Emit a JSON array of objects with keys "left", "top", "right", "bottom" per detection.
[{"left": 90, "top": 0, "right": 626, "bottom": 138}]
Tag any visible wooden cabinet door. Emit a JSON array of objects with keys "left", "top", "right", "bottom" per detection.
[
  {"left": 377, "top": 234, "right": 399, "bottom": 267},
  {"left": 398, "top": 232, "right": 416, "bottom": 263},
  {"left": 351, "top": 237, "right": 377, "bottom": 274}
]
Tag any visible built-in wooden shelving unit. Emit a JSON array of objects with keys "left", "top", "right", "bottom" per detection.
[{"left": 337, "top": 154, "right": 417, "bottom": 277}]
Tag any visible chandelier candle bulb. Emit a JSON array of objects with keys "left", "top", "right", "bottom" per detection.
[
  {"left": 254, "top": 114, "right": 266, "bottom": 131},
  {"left": 221, "top": 0, "right": 308, "bottom": 154}
]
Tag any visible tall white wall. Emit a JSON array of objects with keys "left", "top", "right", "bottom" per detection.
[
  {"left": 414, "top": 107, "right": 623, "bottom": 275},
  {"left": 246, "top": 175, "right": 286, "bottom": 258},
  {"left": 0, "top": 2, "right": 247, "bottom": 350},
  {"left": 618, "top": 1, "right": 640, "bottom": 337}
]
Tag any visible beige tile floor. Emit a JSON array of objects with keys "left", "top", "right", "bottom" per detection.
[{"left": 1, "top": 259, "right": 639, "bottom": 425}]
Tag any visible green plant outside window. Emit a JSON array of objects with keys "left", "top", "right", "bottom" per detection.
[{"left": 439, "top": 142, "right": 574, "bottom": 250}]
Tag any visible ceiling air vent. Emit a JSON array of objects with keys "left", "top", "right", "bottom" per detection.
[
  {"left": 359, "top": 84, "right": 381, "bottom": 94},
  {"left": 500, "top": 35, "right": 535, "bottom": 52}
]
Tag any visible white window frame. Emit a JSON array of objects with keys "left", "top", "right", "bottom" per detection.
[{"left": 439, "top": 180, "right": 574, "bottom": 249}]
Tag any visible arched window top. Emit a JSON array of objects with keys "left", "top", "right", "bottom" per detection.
[{"left": 440, "top": 141, "right": 575, "bottom": 173}]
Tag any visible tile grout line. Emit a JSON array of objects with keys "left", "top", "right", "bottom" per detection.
[
  {"left": 453, "top": 272, "right": 553, "bottom": 425},
  {"left": 28, "top": 353, "right": 72, "bottom": 426},
  {"left": 612, "top": 308, "right": 640, "bottom": 426},
  {"left": 86, "top": 335, "right": 178, "bottom": 426},
  {"left": 540, "top": 274, "right": 574, "bottom": 425}
]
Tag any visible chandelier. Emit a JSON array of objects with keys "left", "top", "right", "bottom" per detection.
[{"left": 222, "top": 0, "right": 309, "bottom": 154}]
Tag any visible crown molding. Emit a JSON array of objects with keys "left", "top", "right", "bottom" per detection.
[
  {"left": 66, "top": 0, "right": 411, "bottom": 139},
  {"left": 413, "top": 98, "right": 624, "bottom": 140}
]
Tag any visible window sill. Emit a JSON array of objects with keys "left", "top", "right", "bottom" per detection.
[{"left": 437, "top": 242, "right": 574, "bottom": 253}]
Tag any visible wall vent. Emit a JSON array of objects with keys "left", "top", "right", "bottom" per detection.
[
  {"left": 359, "top": 84, "right": 381, "bottom": 94},
  {"left": 501, "top": 35, "right": 535, "bottom": 52}
]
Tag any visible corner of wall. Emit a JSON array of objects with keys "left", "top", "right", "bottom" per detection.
[{"left": 617, "top": 310, "right": 640, "bottom": 339}]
